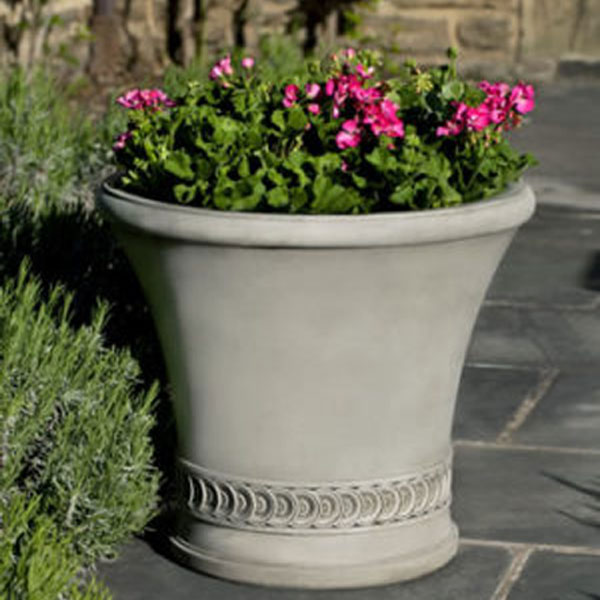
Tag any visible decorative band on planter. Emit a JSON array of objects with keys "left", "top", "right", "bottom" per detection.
[
  {"left": 179, "top": 456, "right": 452, "bottom": 531},
  {"left": 99, "top": 179, "right": 535, "bottom": 589}
]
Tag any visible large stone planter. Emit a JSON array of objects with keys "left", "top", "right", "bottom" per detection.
[{"left": 99, "top": 181, "right": 535, "bottom": 589}]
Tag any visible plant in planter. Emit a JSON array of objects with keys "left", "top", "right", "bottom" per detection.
[{"left": 99, "top": 48, "right": 536, "bottom": 589}]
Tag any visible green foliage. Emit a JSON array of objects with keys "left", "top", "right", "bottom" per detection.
[
  {"left": 113, "top": 48, "right": 536, "bottom": 214},
  {"left": 0, "top": 67, "right": 119, "bottom": 217},
  {"left": 0, "top": 266, "right": 160, "bottom": 597},
  {"left": 0, "top": 493, "right": 111, "bottom": 600}
]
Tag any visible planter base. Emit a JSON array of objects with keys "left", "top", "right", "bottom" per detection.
[{"left": 170, "top": 513, "right": 458, "bottom": 589}]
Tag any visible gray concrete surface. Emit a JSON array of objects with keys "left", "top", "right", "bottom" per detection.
[{"left": 98, "top": 85, "right": 600, "bottom": 599}]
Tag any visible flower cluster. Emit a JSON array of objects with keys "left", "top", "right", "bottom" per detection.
[
  {"left": 112, "top": 48, "right": 537, "bottom": 214},
  {"left": 116, "top": 88, "right": 176, "bottom": 110},
  {"left": 280, "top": 54, "right": 405, "bottom": 151},
  {"left": 114, "top": 88, "right": 176, "bottom": 151},
  {"left": 209, "top": 54, "right": 254, "bottom": 86},
  {"left": 437, "top": 82, "right": 535, "bottom": 137}
]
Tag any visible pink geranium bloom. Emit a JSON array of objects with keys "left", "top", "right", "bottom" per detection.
[
  {"left": 325, "top": 79, "right": 336, "bottom": 96},
  {"left": 343, "top": 48, "right": 357, "bottom": 60},
  {"left": 113, "top": 131, "right": 132, "bottom": 151},
  {"left": 342, "top": 118, "right": 360, "bottom": 133},
  {"left": 356, "top": 64, "right": 374, "bottom": 79},
  {"left": 241, "top": 56, "right": 255, "bottom": 69},
  {"left": 221, "top": 55, "right": 234, "bottom": 76},
  {"left": 308, "top": 103, "right": 321, "bottom": 115},
  {"left": 465, "top": 106, "right": 491, "bottom": 131},
  {"left": 209, "top": 55, "right": 234, "bottom": 80},
  {"left": 336, "top": 129, "right": 361, "bottom": 149},
  {"left": 209, "top": 65, "right": 223, "bottom": 80},
  {"left": 283, "top": 84, "right": 299, "bottom": 108},
  {"left": 484, "top": 95, "right": 509, "bottom": 124},
  {"left": 305, "top": 83, "right": 321, "bottom": 99},
  {"left": 436, "top": 102, "right": 468, "bottom": 137},
  {"left": 336, "top": 118, "right": 362, "bottom": 149},
  {"left": 510, "top": 83, "right": 535, "bottom": 114},
  {"left": 116, "top": 88, "right": 175, "bottom": 110}
]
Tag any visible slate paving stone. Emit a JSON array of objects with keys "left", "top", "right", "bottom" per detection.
[
  {"left": 466, "top": 307, "right": 548, "bottom": 366},
  {"left": 513, "top": 373, "right": 600, "bottom": 449},
  {"left": 507, "top": 551, "right": 600, "bottom": 600},
  {"left": 511, "top": 85, "right": 600, "bottom": 193},
  {"left": 98, "top": 540, "right": 510, "bottom": 600},
  {"left": 488, "top": 219, "right": 600, "bottom": 307},
  {"left": 453, "top": 445, "right": 600, "bottom": 547},
  {"left": 453, "top": 366, "right": 539, "bottom": 441},
  {"left": 525, "top": 310, "right": 600, "bottom": 368},
  {"left": 467, "top": 306, "right": 600, "bottom": 369},
  {"left": 515, "top": 206, "right": 600, "bottom": 248}
]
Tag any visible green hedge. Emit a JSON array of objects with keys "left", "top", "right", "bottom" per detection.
[{"left": 0, "top": 266, "right": 160, "bottom": 598}]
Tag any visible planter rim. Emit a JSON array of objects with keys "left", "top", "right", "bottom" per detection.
[{"left": 99, "top": 177, "right": 535, "bottom": 248}]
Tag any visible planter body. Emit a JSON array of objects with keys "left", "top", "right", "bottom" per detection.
[{"left": 99, "top": 182, "right": 535, "bottom": 589}]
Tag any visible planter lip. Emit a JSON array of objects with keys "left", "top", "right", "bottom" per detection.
[{"left": 99, "top": 176, "right": 535, "bottom": 248}]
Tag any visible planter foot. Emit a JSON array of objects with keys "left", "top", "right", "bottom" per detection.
[{"left": 169, "top": 513, "right": 458, "bottom": 589}]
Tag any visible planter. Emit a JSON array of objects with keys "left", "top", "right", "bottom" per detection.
[{"left": 99, "top": 180, "right": 535, "bottom": 589}]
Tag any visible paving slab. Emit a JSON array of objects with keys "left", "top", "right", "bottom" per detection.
[
  {"left": 467, "top": 306, "right": 600, "bottom": 369},
  {"left": 511, "top": 84, "right": 600, "bottom": 194},
  {"left": 488, "top": 207, "right": 600, "bottom": 308},
  {"left": 453, "top": 366, "right": 539, "bottom": 441},
  {"left": 453, "top": 445, "right": 600, "bottom": 547},
  {"left": 513, "top": 373, "right": 600, "bottom": 449},
  {"left": 507, "top": 551, "right": 600, "bottom": 600},
  {"left": 98, "top": 540, "right": 510, "bottom": 600},
  {"left": 466, "top": 307, "right": 548, "bottom": 367}
]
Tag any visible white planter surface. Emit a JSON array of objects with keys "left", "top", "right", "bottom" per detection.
[{"left": 99, "top": 181, "right": 535, "bottom": 588}]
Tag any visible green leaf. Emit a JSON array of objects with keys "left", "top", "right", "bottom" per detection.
[
  {"left": 271, "top": 110, "right": 286, "bottom": 131},
  {"left": 390, "top": 183, "right": 413, "bottom": 206},
  {"left": 441, "top": 80, "right": 464, "bottom": 101},
  {"left": 173, "top": 183, "right": 197, "bottom": 204},
  {"left": 351, "top": 173, "right": 367, "bottom": 189},
  {"left": 288, "top": 107, "right": 308, "bottom": 131},
  {"left": 164, "top": 151, "right": 194, "bottom": 180},
  {"left": 238, "top": 157, "right": 250, "bottom": 178},
  {"left": 267, "top": 187, "right": 289, "bottom": 208}
]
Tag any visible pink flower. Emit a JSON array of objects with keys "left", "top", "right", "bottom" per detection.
[
  {"left": 116, "top": 88, "right": 141, "bottom": 108},
  {"left": 221, "top": 55, "right": 233, "bottom": 76},
  {"left": 308, "top": 103, "right": 321, "bottom": 115},
  {"left": 465, "top": 106, "right": 491, "bottom": 131},
  {"left": 241, "top": 56, "right": 255, "bottom": 69},
  {"left": 356, "top": 63, "right": 374, "bottom": 79},
  {"left": 305, "top": 83, "right": 321, "bottom": 99},
  {"left": 343, "top": 48, "right": 357, "bottom": 60},
  {"left": 436, "top": 102, "right": 468, "bottom": 137},
  {"left": 342, "top": 118, "right": 360, "bottom": 133},
  {"left": 336, "top": 118, "right": 362, "bottom": 149},
  {"left": 283, "top": 84, "right": 299, "bottom": 108},
  {"left": 510, "top": 83, "right": 535, "bottom": 114},
  {"left": 210, "top": 55, "right": 234, "bottom": 80},
  {"left": 116, "top": 88, "right": 175, "bottom": 110},
  {"left": 362, "top": 100, "right": 404, "bottom": 138},
  {"left": 341, "top": 161, "right": 349, "bottom": 172},
  {"left": 209, "top": 65, "right": 223, "bottom": 80},
  {"left": 113, "top": 131, "right": 132, "bottom": 151},
  {"left": 336, "top": 130, "right": 361, "bottom": 149},
  {"left": 325, "top": 79, "right": 336, "bottom": 96}
]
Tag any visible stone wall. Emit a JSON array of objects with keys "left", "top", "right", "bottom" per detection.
[{"left": 2, "top": 0, "right": 600, "bottom": 81}]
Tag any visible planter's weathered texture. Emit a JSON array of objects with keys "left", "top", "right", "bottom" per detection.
[{"left": 99, "top": 181, "right": 535, "bottom": 589}]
